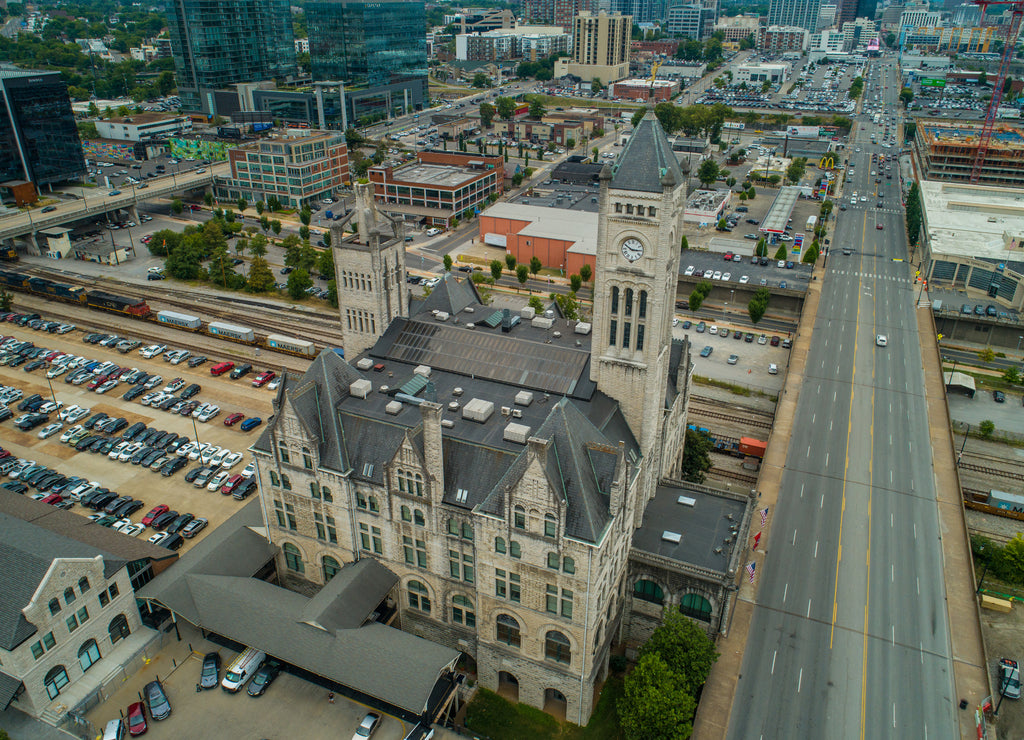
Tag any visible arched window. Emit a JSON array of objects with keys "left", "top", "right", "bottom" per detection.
[
  {"left": 368, "top": 495, "right": 379, "bottom": 513},
  {"left": 401, "top": 505, "right": 412, "bottom": 522},
  {"left": 269, "top": 470, "right": 280, "bottom": 486},
  {"left": 78, "top": 577, "right": 90, "bottom": 594},
  {"left": 452, "top": 595, "right": 476, "bottom": 627},
  {"left": 321, "top": 485, "right": 332, "bottom": 503},
  {"left": 64, "top": 587, "right": 76, "bottom": 606},
  {"left": 462, "top": 522, "right": 474, "bottom": 541},
  {"left": 44, "top": 665, "right": 70, "bottom": 700},
  {"left": 495, "top": 537, "right": 506, "bottom": 554},
  {"left": 496, "top": 614, "right": 521, "bottom": 647},
  {"left": 513, "top": 506, "right": 526, "bottom": 530},
  {"left": 545, "top": 631, "right": 571, "bottom": 664},
  {"left": 638, "top": 290, "right": 647, "bottom": 319},
  {"left": 633, "top": 579, "right": 664, "bottom": 605},
  {"left": 48, "top": 598, "right": 61, "bottom": 616},
  {"left": 108, "top": 614, "right": 130, "bottom": 645},
  {"left": 563, "top": 556, "right": 575, "bottom": 574},
  {"left": 547, "top": 552, "right": 559, "bottom": 570},
  {"left": 610, "top": 286, "right": 619, "bottom": 314},
  {"left": 282, "top": 543, "right": 304, "bottom": 573},
  {"left": 624, "top": 288, "right": 633, "bottom": 317},
  {"left": 78, "top": 639, "right": 101, "bottom": 673},
  {"left": 509, "top": 541, "right": 522, "bottom": 559},
  {"left": 322, "top": 556, "right": 341, "bottom": 582},
  {"left": 280, "top": 473, "right": 291, "bottom": 491},
  {"left": 680, "top": 593, "right": 713, "bottom": 622},
  {"left": 302, "top": 447, "right": 313, "bottom": 469},
  {"left": 407, "top": 580, "right": 431, "bottom": 613},
  {"left": 414, "top": 509, "right": 425, "bottom": 526},
  {"left": 544, "top": 514, "right": 557, "bottom": 538}
]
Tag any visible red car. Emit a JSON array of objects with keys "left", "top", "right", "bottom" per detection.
[
  {"left": 223, "top": 413, "right": 245, "bottom": 426},
  {"left": 220, "top": 474, "right": 243, "bottom": 495},
  {"left": 252, "top": 371, "right": 275, "bottom": 388},
  {"left": 0, "top": 449, "right": 11, "bottom": 460},
  {"left": 142, "top": 505, "right": 169, "bottom": 526},
  {"left": 210, "top": 361, "right": 234, "bottom": 376},
  {"left": 41, "top": 493, "right": 63, "bottom": 505},
  {"left": 876, "top": 223, "right": 883, "bottom": 230},
  {"left": 87, "top": 374, "right": 109, "bottom": 390},
  {"left": 127, "top": 701, "right": 148, "bottom": 736}
]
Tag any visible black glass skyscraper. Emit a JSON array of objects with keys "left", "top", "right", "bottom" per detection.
[
  {"left": 0, "top": 68, "right": 86, "bottom": 187},
  {"left": 307, "top": 0, "right": 428, "bottom": 121},
  {"left": 167, "top": 0, "right": 297, "bottom": 116}
]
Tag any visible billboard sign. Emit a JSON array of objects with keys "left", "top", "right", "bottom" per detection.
[
  {"left": 787, "top": 125, "right": 820, "bottom": 138},
  {"left": 920, "top": 78, "right": 946, "bottom": 87},
  {"left": 252, "top": 122, "right": 273, "bottom": 132}
]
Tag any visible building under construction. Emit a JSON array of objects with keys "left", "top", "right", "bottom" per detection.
[{"left": 915, "top": 120, "right": 1024, "bottom": 187}]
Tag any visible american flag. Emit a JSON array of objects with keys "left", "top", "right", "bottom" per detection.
[
  {"left": 746, "top": 562, "right": 756, "bottom": 583},
  {"left": 760, "top": 507, "right": 769, "bottom": 528}
]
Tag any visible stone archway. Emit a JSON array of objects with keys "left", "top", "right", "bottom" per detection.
[
  {"left": 544, "top": 688, "right": 567, "bottom": 720},
  {"left": 497, "top": 671, "right": 519, "bottom": 703}
]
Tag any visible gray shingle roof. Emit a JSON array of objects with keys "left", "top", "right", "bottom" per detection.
[
  {"left": 138, "top": 501, "right": 457, "bottom": 716},
  {"left": 408, "top": 273, "right": 483, "bottom": 318},
  {"left": 611, "top": 110, "right": 683, "bottom": 193},
  {"left": 0, "top": 670, "right": 22, "bottom": 710},
  {"left": 338, "top": 412, "right": 410, "bottom": 484}
]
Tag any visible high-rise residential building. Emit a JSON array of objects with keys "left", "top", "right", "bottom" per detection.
[
  {"left": 166, "top": 0, "right": 296, "bottom": 116},
  {"left": 767, "top": 0, "right": 822, "bottom": 32},
  {"left": 666, "top": 0, "right": 719, "bottom": 40},
  {"left": 0, "top": 68, "right": 85, "bottom": 188},
  {"left": 554, "top": 11, "right": 631, "bottom": 84},
  {"left": 609, "top": 0, "right": 668, "bottom": 25},
  {"left": 307, "top": 0, "right": 429, "bottom": 120},
  {"left": 758, "top": 25, "right": 811, "bottom": 52},
  {"left": 524, "top": 0, "right": 597, "bottom": 30}
]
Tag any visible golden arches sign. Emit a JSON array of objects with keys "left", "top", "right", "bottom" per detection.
[{"left": 819, "top": 155, "right": 835, "bottom": 170}]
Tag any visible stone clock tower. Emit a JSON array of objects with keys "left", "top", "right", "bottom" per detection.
[{"left": 590, "top": 110, "right": 686, "bottom": 459}]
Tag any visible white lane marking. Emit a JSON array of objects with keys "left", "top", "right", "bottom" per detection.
[
  {"left": 917, "top": 577, "right": 920, "bottom": 595},
  {"left": 891, "top": 564, "right": 894, "bottom": 582},
  {"left": 800, "top": 483, "right": 805, "bottom": 499},
  {"left": 813, "top": 413, "right": 816, "bottom": 423},
  {"left": 893, "top": 703, "right": 896, "bottom": 728},
  {"left": 807, "top": 600, "right": 812, "bottom": 618},
  {"left": 820, "top": 493, "right": 824, "bottom": 508},
  {"left": 826, "top": 453, "right": 829, "bottom": 467},
  {"left": 892, "top": 625, "right": 895, "bottom": 646},
  {"left": 771, "top": 650, "right": 777, "bottom": 675},
  {"left": 814, "top": 541, "right": 819, "bottom": 558},
  {"left": 913, "top": 523, "right": 917, "bottom": 540},
  {"left": 797, "top": 668, "right": 803, "bottom": 693},
  {"left": 783, "top": 583, "right": 788, "bottom": 603},
  {"left": 890, "top": 512, "right": 893, "bottom": 527},
  {"left": 793, "top": 529, "right": 797, "bottom": 545}
]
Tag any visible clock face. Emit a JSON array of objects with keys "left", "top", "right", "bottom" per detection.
[{"left": 621, "top": 238, "right": 644, "bottom": 262}]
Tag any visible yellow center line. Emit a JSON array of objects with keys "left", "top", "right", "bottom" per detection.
[{"left": 830, "top": 209, "right": 870, "bottom": 649}]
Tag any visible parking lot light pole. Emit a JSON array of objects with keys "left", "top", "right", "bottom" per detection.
[
  {"left": 191, "top": 414, "right": 201, "bottom": 449},
  {"left": 45, "top": 376, "right": 57, "bottom": 407}
]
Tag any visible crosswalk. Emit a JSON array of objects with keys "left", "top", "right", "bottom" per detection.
[
  {"left": 842, "top": 205, "right": 903, "bottom": 215},
  {"left": 829, "top": 269, "right": 913, "bottom": 283}
]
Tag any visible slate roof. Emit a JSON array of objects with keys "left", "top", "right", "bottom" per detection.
[
  {"left": 408, "top": 273, "right": 484, "bottom": 318},
  {"left": 138, "top": 501, "right": 458, "bottom": 717},
  {"left": 0, "top": 670, "right": 22, "bottom": 711},
  {"left": 611, "top": 110, "right": 684, "bottom": 193}
]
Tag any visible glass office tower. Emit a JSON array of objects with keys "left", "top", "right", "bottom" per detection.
[
  {"left": 0, "top": 68, "right": 86, "bottom": 186},
  {"left": 307, "top": 0, "right": 429, "bottom": 121},
  {"left": 167, "top": 0, "right": 297, "bottom": 116}
]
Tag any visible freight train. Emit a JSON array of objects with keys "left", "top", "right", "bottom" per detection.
[
  {"left": 688, "top": 424, "right": 767, "bottom": 459},
  {"left": 0, "top": 269, "right": 319, "bottom": 358}
]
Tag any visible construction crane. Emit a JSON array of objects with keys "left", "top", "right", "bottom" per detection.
[
  {"left": 648, "top": 61, "right": 662, "bottom": 102},
  {"left": 969, "top": 0, "right": 1024, "bottom": 182}
]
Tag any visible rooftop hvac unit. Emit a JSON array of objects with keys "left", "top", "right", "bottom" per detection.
[
  {"left": 462, "top": 398, "right": 495, "bottom": 423},
  {"left": 521, "top": 306, "right": 536, "bottom": 320},
  {"left": 350, "top": 379, "right": 372, "bottom": 398},
  {"left": 661, "top": 531, "right": 682, "bottom": 544},
  {"left": 514, "top": 391, "right": 534, "bottom": 406},
  {"left": 448, "top": 401, "right": 460, "bottom": 411},
  {"left": 532, "top": 316, "right": 554, "bottom": 329},
  {"left": 441, "top": 419, "right": 455, "bottom": 428},
  {"left": 574, "top": 322, "right": 592, "bottom": 335},
  {"left": 453, "top": 387, "right": 464, "bottom": 396},
  {"left": 378, "top": 385, "right": 389, "bottom": 393},
  {"left": 503, "top": 422, "right": 532, "bottom": 444},
  {"left": 552, "top": 331, "right": 561, "bottom": 338},
  {"left": 501, "top": 406, "right": 511, "bottom": 416},
  {"left": 356, "top": 358, "right": 375, "bottom": 370},
  {"left": 414, "top": 365, "right": 432, "bottom": 377},
  {"left": 511, "top": 409, "right": 523, "bottom": 418},
  {"left": 435, "top": 311, "right": 450, "bottom": 321},
  {"left": 545, "top": 309, "right": 555, "bottom": 319},
  {"left": 385, "top": 400, "right": 403, "bottom": 415},
  {"left": 464, "top": 307, "right": 475, "bottom": 313},
  {"left": 676, "top": 495, "right": 697, "bottom": 507}
]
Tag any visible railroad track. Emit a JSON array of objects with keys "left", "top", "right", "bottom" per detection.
[
  {"left": 690, "top": 406, "right": 773, "bottom": 431},
  {"left": 959, "top": 449, "right": 1024, "bottom": 469},
  {"left": 708, "top": 467, "right": 759, "bottom": 486},
  {"left": 958, "top": 462, "right": 1024, "bottom": 482}
]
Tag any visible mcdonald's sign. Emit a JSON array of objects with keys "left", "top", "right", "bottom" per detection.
[{"left": 819, "top": 155, "right": 835, "bottom": 170}]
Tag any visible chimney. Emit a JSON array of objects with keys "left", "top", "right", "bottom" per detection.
[
  {"left": 527, "top": 436, "right": 551, "bottom": 469},
  {"left": 353, "top": 181, "right": 379, "bottom": 243},
  {"left": 420, "top": 400, "right": 444, "bottom": 492}
]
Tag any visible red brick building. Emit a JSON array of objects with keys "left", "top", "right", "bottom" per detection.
[
  {"left": 610, "top": 78, "right": 679, "bottom": 102},
  {"left": 369, "top": 151, "right": 504, "bottom": 228},
  {"left": 630, "top": 40, "right": 681, "bottom": 55}
]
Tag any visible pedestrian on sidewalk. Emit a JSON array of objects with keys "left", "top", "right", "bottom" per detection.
[{"left": 328, "top": 692, "right": 335, "bottom": 704}]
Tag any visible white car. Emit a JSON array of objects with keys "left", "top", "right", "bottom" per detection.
[
  {"left": 37, "top": 400, "right": 63, "bottom": 414},
  {"left": 200, "top": 445, "right": 222, "bottom": 465},
  {"left": 139, "top": 344, "right": 166, "bottom": 359},
  {"left": 140, "top": 391, "right": 162, "bottom": 406},
  {"left": 108, "top": 441, "right": 129, "bottom": 459},
  {"left": 712, "top": 271, "right": 722, "bottom": 280},
  {"left": 188, "top": 442, "right": 211, "bottom": 461},
  {"left": 59, "top": 405, "right": 87, "bottom": 422},
  {"left": 169, "top": 350, "right": 191, "bottom": 365},
  {"left": 876, "top": 334, "right": 887, "bottom": 347},
  {"left": 148, "top": 532, "right": 170, "bottom": 546},
  {"left": 95, "top": 380, "right": 118, "bottom": 394},
  {"left": 118, "top": 443, "right": 142, "bottom": 463},
  {"left": 210, "top": 448, "right": 230, "bottom": 467},
  {"left": 722, "top": 273, "right": 731, "bottom": 281},
  {"left": 240, "top": 462, "right": 256, "bottom": 479},
  {"left": 60, "top": 425, "right": 84, "bottom": 443},
  {"left": 121, "top": 523, "right": 145, "bottom": 537},
  {"left": 267, "top": 378, "right": 280, "bottom": 390},
  {"left": 684, "top": 265, "right": 695, "bottom": 276},
  {"left": 112, "top": 518, "right": 133, "bottom": 532},
  {"left": 163, "top": 378, "right": 186, "bottom": 393},
  {"left": 709, "top": 325, "right": 719, "bottom": 335},
  {"left": 222, "top": 452, "right": 244, "bottom": 469},
  {"left": 197, "top": 405, "right": 220, "bottom": 423},
  {"left": 46, "top": 365, "right": 68, "bottom": 379},
  {"left": 37, "top": 421, "right": 63, "bottom": 439},
  {"left": 739, "top": 275, "right": 750, "bottom": 284},
  {"left": 207, "top": 471, "right": 230, "bottom": 491},
  {"left": 69, "top": 481, "right": 100, "bottom": 502},
  {"left": 176, "top": 442, "right": 196, "bottom": 458},
  {"left": 143, "top": 375, "right": 163, "bottom": 390}
]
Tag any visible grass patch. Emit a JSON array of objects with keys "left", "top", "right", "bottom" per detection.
[
  {"left": 693, "top": 374, "right": 778, "bottom": 402},
  {"left": 465, "top": 680, "right": 624, "bottom": 740}
]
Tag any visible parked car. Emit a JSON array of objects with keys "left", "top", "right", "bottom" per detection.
[
  {"left": 246, "top": 661, "right": 280, "bottom": 697},
  {"left": 126, "top": 701, "right": 147, "bottom": 737},
  {"left": 199, "top": 652, "right": 221, "bottom": 689},
  {"left": 351, "top": 712, "right": 381, "bottom": 740},
  {"left": 143, "top": 680, "right": 171, "bottom": 721}
]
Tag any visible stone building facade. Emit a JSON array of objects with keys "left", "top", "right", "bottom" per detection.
[{"left": 249, "top": 112, "right": 750, "bottom": 725}]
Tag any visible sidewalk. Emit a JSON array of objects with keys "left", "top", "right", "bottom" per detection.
[{"left": 690, "top": 256, "right": 826, "bottom": 739}]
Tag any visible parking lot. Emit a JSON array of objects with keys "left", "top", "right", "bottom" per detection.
[
  {"left": 0, "top": 324, "right": 277, "bottom": 554},
  {"left": 947, "top": 389, "right": 1024, "bottom": 436},
  {"left": 83, "top": 622, "right": 409, "bottom": 740},
  {"left": 676, "top": 320, "right": 791, "bottom": 393}
]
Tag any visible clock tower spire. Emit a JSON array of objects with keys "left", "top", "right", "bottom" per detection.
[{"left": 589, "top": 110, "right": 686, "bottom": 458}]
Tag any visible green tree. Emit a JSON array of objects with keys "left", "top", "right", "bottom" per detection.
[
  {"left": 689, "top": 288, "right": 704, "bottom": 311},
  {"left": 528, "top": 97, "right": 546, "bottom": 118},
  {"left": 496, "top": 96, "right": 516, "bottom": 120},
  {"left": 528, "top": 295, "right": 545, "bottom": 313},
  {"left": 592, "top": 146, "right": 600, "bottom": 161},
  {"left": 566, "top": 137, "right": 576, "bottom": 150},
  {"left": 443, "top": 254, "right": 453, "bottom": 272},
  {"left": 979, "top": 419, "right": 996, "bottom": 439},
  {"left": 299, "top": 207, "right": 312, "bottom": 226},
  {"left": 248, "top": 232, "right": 268, "bottom": 257},
  {"left": 322, "top": 230, "right": 332, "bottom": 248},
  {"left": 271, "top": 220, "right": 282, "bottom": 236},
  {"left": 631, "top": 109, "right": 646, "bottom": 128},
  {"left": 679, "top": 428, "right": 713, "bottom": 484},
  {"left": 299, "top": 225, "right": 310, "bottom": 241},
  {"left": 553, "top": 291, "right": 579, "bottom": 320},
  {"left": 146, "top": 229, "right": 181, "bottom": 257},
  {"left": 529, "top": 255, "right": 542, "bottom": 276},
  {"left": 203, "top": 192, "right": 214, "bottom": 206},
  {"left": 570, "top": 273, "right": 582, "bottom": 292},
  {"left": 171, "top": 199, "right": 183, "bottom": 215},
  {"left": 505, "top": 253, "right": 517, "bottom": 271},
  {"left": 479, "top": 102, "right": 496, "bottom": 128},
  {"left": 207, "top": 244, "right": 237, "bottom": 288},
  {"left": 516, "top": 264, "right": 530, "bottom": 292},
  {"left": 774, "top": 244, "right": 788, "bottom": 261},
  {"left": 639, "top": 609, "right": 719, "bottom": 696},
  {"left": 317, "top": 247, "right": 335, "bottom": 278},
  {"left": 697, "top": 158, "right": 720, "bottom": 187},
  {"left": 256, "top": 201, "right": 265, "bottom": 215},
  {"left": 246, "top": 256, "right": 275, "bottom": 292},
  {"left": 287, "top": 268, "right": 313, "bottom": 299},
  {"left": 979, "top": 347, "right": 996, "bottom": 364},
  {"left": 237, "top": 197, "right": 247, "bottom": 212},
  {"left": 786, "top": 157, "right": 807, "bottom": 185},
  {"left": 899, "top": 87, "right": 914, "bottom": 107},
  {"left": 749, "top": 296, "right": 768, "bottom": 323},
  {"left": 267, "top": 195, "right": 281, "bottom": 211},
  {"left": 1003, "top": 366, "right": 1020, "bottom": 384},
  {"left": 756, "top": 237, "right": 768, "bottom": 257},
  {"left": 680, "top": 235, "right": 689, "bottom": 251},
  {"left": 490, "top": 259, "right": 503, "bottom": 282},
  {"left": 471, "top": 72, "right": 491, "bottom": 88},
  {"left": 579, "top": 262, "right": 592, "bottom": 284},
  {"left": 591, "top": 77, "right": 604, "bottom": 94}
]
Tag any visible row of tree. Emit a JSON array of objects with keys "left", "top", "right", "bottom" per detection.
[
  {"left": 632, "top": 102, "right": 733, "bottom": 143},
  {"left": 905, "top": 181, "right": 922, "bottom": 247}
]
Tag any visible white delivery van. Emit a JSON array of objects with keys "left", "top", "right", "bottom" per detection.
[{"left": 221, "top": 647, "right": 266, "bottom": 692}]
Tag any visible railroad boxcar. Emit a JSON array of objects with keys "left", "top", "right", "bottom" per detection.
[
  {"left": 0, "top": 270, "right": 29, "bottom": 289},
  {"left": 738, "top": 438, "right": 767, "bottom": 458},
  {"left": 29, "top": 278, "right": 86, "bottom": 303},
  {"left": 265, "top": 334, "right": 316, "bottom": 357},
  {"left": 988, "top": 489, "right": 1024, "bottom": 513},
  {"left": 0, "top": 246, "right": 18, "bottom": 262},
  {"left": 87, "top": 291, "right": 151, "bottom": 317},
  {"left": 208, "top": 320, "right": 255, "bottom": 343},
  {"left": 157, "top": 310, "right": 202, "bottom": 330}
]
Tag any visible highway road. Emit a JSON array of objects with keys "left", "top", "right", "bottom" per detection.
[{"left": 727, "top": 58, "right": 959, "bottom": 739}]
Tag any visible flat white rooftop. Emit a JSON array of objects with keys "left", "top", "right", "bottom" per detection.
[
  {"left": 921, "top": 181, "right": 1024, "bottom": 259},
  {"left": 484, "top": 202, "right": 598, "bottom": 255}
]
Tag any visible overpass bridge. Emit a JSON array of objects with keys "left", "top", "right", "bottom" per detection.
[{"left": 0, "top": 163, "right": 229, "bottom": 250}]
